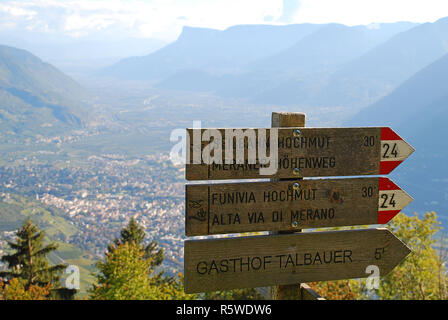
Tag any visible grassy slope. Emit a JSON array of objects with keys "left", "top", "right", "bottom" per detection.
[{"left": 0, "top": 193, "right": 97, "bottom": 297}]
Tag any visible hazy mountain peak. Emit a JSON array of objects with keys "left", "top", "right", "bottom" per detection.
[
  {"left": 101, "top": 23, "right": 323, "bottom": 81},
  {"left": 177, "top": 26, "right": 220, "bottom": 42}
]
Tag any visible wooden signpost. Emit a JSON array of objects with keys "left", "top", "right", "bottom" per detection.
[
  {"left": 183, "top": 112, "right": 414, "bottom": 298},
  {"left": 186, "top": 127, "right": 414, "bottom": 180},
  {"left": 184, "top": 228, "right": 411, "bottom": 293},
  {"left": 185, "top": 177, "right": 413, "bottom": 236}
]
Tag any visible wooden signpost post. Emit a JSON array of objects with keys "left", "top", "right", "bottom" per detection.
[
  {"left": 183, "top": 112, "right": 414, "bottom": 298},
  {"left": 270, "top": 112, "right": 306, "bottom": 300}
]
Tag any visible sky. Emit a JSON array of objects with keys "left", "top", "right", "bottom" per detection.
[{"left": 0, "top": 0, "right": 448, "bottom": 41}]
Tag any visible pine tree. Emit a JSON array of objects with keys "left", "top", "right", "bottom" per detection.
[
  {"left": 109, "top": 217, "right": 164, "bottom": 267},
  {"left": 90, "top": 242, "right": 161, "bottom": 300},
  {"left": 108, "top": 217, "right": 165, "bottom": 282},
  {"left": 0, "top": 219, "right": 68, "bottom": 298},
  {"left": 92, "top": 218, "right": 196, "bottom": 300},
  {"left": 111, "top": 217, "right": 146, "bottom": 247}
]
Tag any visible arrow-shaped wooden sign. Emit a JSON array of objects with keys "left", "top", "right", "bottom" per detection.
[
  {"left": 186, "top": 127, "right": 414, "bottom": 180},
  {"left": 184, "top": 228, "right": 411, "bottom": 293},
  {"left": 185, "top": 177, "right": 413, "bottom": 236}
]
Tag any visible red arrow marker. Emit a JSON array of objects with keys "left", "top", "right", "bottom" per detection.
[
  {"left": 380, "top": 127, "right": 415, "bottom": 174},
  {"left": 378, "top": 177, "right": 413, "bottom": 224}
]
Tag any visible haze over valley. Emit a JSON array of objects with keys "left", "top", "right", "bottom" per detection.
[{"left": 1, "top": 4, "right": 448, "bottom": 294}]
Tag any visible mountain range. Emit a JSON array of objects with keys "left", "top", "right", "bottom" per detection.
[
  {"left": 101, "top": 21, "right": 427, "bottom": 107},
  {"left": 345, "top": 52, "right": 448, "bottom": 224},
  {"left": 101, "top": 18, "right": 448, "bottom": 114},
  {"left": 0, "top": 30, "right": 167, "bottom": 76},
  {"left": 100, "top": 24, "right": 323, "bottom": 81},
  {"left": 0, "top": 44, "right": 89, "bottom": 140},
  {"left": 99, "top": 19, "right": 448, "bottom": 223},
  {"left": 347, "top": 52, "right": 448, "bottom": 140},
  {"left": 1, "top": 18, "right": 447, "bottom": 223},
  {"left": 315, "top": 17, "right": 448, "bottom": 108}
]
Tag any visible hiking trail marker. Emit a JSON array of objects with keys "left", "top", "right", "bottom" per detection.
[
  {"left": 183, "top": 112, "right": 414, "bottom": 297},
  {"left": 186, "top": 127, "right": 414, "bottom": 180},
  {"left": 185, "top": 177, "right": 413, "bottom": 236},
  {"left": 184, "top": 228, "right": 411, "bottom": 293}
]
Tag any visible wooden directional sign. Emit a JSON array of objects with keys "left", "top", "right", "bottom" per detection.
[
  {"left": 185, "top": 177, "right": 413, "bottom": 236},
  {"left": 184, "top": 228, "right": 411, "bottom": 293},
  {"left": 186, "top": 127, "right": 414, "bottom": 180}
]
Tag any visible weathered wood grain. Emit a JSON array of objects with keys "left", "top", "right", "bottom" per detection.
[
  {"left": 270, "top": 111, "right": 305, "bottom": 300},
  {"left": 185, "top": 177, "right": 412, "bottom": 236},
  {"left": 184, "top": 228, "right": 411, "bottom": 293},
  {"left": 185, "top": 127, "right": 414, "bottom": 180}
]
